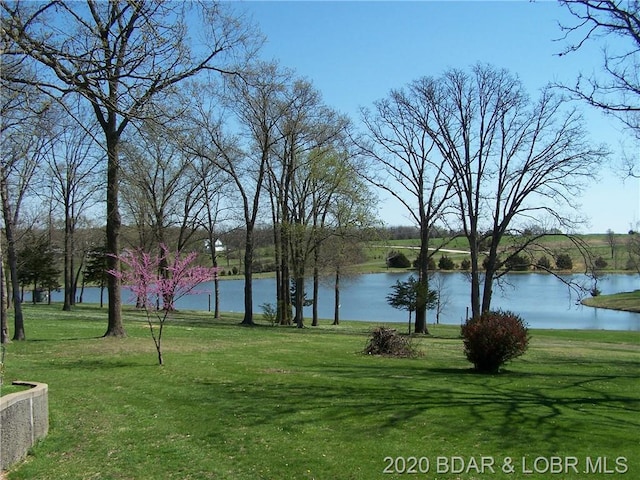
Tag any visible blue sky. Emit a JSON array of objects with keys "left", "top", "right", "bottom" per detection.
[{"left": 234, "top": 0, "right": 639, "bottom": 234}]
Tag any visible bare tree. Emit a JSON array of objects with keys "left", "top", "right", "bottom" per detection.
[
  {"left": 224, "top": 63, "right": 293, "bottom": 326},
  {"left": 44, "top": 106, "right": 103, "bottom": 311},
  {"left": 358, "top": 86, "right": 455, "bottom": 334},
  {"left": 190, "top": 159, "right": 230, "bottom": 319},
  {"left": 413, "top": 64, "right": 608, "bottom": 317},
  {"left": 0, "top": 118, "right": 49, "bottom": 339},
  {"left": 184, "top": 76, "right": 275, "bottom": 326},
  {"left": 2, "top": 0, "right": 258, "bottom": 337},
  {"left": 120, "top": 121, "right": 194, "bottom": 253},
  {"left": 606, "top": 228, "right": 619, "bottom": 269},
  {"left": 558, "top": 0, "right": 639, "bottom": 177},
  {"left": 0, "top": 49, "right": 51, "bottom": 340}
]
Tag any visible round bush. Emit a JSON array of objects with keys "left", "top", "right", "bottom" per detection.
[
  {"left": 555, "top": 253, "right": 573, "bottom": 270},
  {"left": 461, "top": 310, "right": 530, "bottom": 373},
  {"left": 438, "top": 255, "right": 455, "bottom": 270},
  {"left": 536, "top": 255, "right": 551, "bottom": 270},
  {"left": 594, "top": 256, "right": 608, "bottom": 269},
  {"left": 504, "top": 253, "right": 529, "bottom": 271},
  {"left": 387, "top": 251, "right": 411, "bottom": 268}
]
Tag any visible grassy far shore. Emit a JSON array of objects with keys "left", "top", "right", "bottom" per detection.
[
  {"left": 1, "top": 304, "right": 639, "bottom": 479},
  {"left": 581, "top": 290, "right": 640, "bottom": 313}
]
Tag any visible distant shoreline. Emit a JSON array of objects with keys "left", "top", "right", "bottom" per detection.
[{"left": 581, "top": 290, "right": 640, "bottom": 313}]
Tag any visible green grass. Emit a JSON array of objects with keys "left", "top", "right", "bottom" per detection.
[
  {"left": 363, "top": 233, "right": 636, "bottom": 273},
  {"left": 582, "top": 290, "right": 640, "bottom": 312},
  {"left": 2, "top": 304, "right": 639, "bottom": 479}
]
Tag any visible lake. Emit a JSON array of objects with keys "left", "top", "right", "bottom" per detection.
[{"left": 61, "top": 272, "right": 639, "bottom": 331}]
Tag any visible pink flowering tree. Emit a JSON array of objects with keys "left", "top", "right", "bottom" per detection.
[{"left": 109, "top": 244, "right": 217, "bottom": 365}]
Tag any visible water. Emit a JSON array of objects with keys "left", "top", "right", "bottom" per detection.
[{"left": 51, "top": 272, "right": 639, "bottom": 330}]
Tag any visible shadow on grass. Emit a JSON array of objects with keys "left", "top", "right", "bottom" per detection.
[
  {"left": 57, "top": 358, "right": 151, "bottom": 370},
  {"left": 26, "top": 335, "right": 105, "bottom": 342},
  {"left": 184, "top": 360, "right": 639, "bottom": 452}
]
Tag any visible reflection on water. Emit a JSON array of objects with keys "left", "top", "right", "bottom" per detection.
[{"left": 52, "top": 272, "right": 639, "bottom": 330}]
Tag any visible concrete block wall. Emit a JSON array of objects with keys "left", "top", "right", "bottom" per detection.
[{"left": 0, "top": 381, "right": 49, "bottom": 472}]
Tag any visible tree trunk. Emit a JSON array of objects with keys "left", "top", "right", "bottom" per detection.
[
  {"left": 206, "top": 230, "right": 221, "bottom": 319},
  {"left": 212, "top": 241, "right": 220, "bottom": 319},
  {"left": 295, "top": 275, "right": 305, "bottom": 328},
  {"left": 0, "top": 176, "right": 25, "bottom": 341},
  {"left": 467, "top": 228, "right": 482, "bottom": 319},
  {"left": 312, "top": 263, "right": 319, "bottom": 327},
  {"left": 7, "top": 236, "right": 24, "bottom": 341},
  {"left": 333, "top": 266, "right": 340, "bottom": 325},
  {"left": 0, "top": 240, "right": 7, "bottom": 344},
  {"left": 481, "top": 241, "right": 500, "bottom": 313},
  {"left": 277, "top": 224, "right": 292, "bottom": 326},
  {"left": 63, "top": 212, "right": 72, "bottom": 311},
  {"left": 241, "top": 226, "right": 255, "bottom": 325},
  {"left": 103, "top": 131, "right": 125, "bottom": 337},
  {"left": 414, "top": 222, "right": 430, "bottom": 334},
  {"left": 213, "top": 271, "right": 220, "bottom": 319},
  {"left": 482, "top": 271, "right": 494, "bottom": 314},
  {"left": 273, "top": 223, "right": 286, "bottom": 325},
  {"left": 74, "top": 255, "right": 85, "bottom": 304},
  {"left": 70, "top": 224, "right": 77, "bottom": 306},
  {"left": 280, "top": 260, "right": 292, "bottom": 325}
]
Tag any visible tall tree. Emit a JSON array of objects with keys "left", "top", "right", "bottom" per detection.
[
  {"left": 412, "top": 64, "right": 607, "bottom": 317},
  {"left": 290, "top": 148, "right": 347, "bottom": 327},
  {"left": 304, "top": 148, "right": 369, "bottom": 327},
  {"left": 358, "top": 86, "right": 455, "bottom": 334},
  {"left": 45, "top": 108, "right": 102, "bottom": 311},
  {"left": 185, "top": 82, "right": 271, "bottom": 326},
  {"left": 2, "top": 0, "right": 257, "bottom": 337},
  {"left": 274, "top": 82, "right": 351, "bottom": 328},
  {"left": 189, "top": 154, "right": 230, "bottom": 319},
  {"left": 0, "top": 48, "right": 50, "bottom": 340},
  {"left": 627, "top": 227, "right": 640, "bottom": 274},
  {"left": 606, "top": 228, "right": 618, "bottom": 267},
  {"left": 185, "top": 64, "right": 298, "bottom": 326}
]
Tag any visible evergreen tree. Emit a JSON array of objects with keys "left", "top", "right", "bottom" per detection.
[
  {"left": 17, "top": 234, "right": 61, "bottom": 304},
  {"left": 83, "top": 246, "right": 109, "bottom": 308},
  {"left": 386, "top": 275, "right": 437, "bottom": 334}
]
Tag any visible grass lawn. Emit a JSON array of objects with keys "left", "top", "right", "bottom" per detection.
[
  {"left": 582, "top": 290, "right": 640, "bottom": 313},
  {"left": 1, "top": 304, "right": 639, "bottom": 479}
]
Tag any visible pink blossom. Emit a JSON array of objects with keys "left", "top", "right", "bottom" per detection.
[{"left": 108, "top": 244, "right": 218, "bottom": 365}]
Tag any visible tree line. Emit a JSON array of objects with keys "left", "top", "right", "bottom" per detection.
[{"left": 1, "top": 0, "right": 637, "bottom": 342}]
